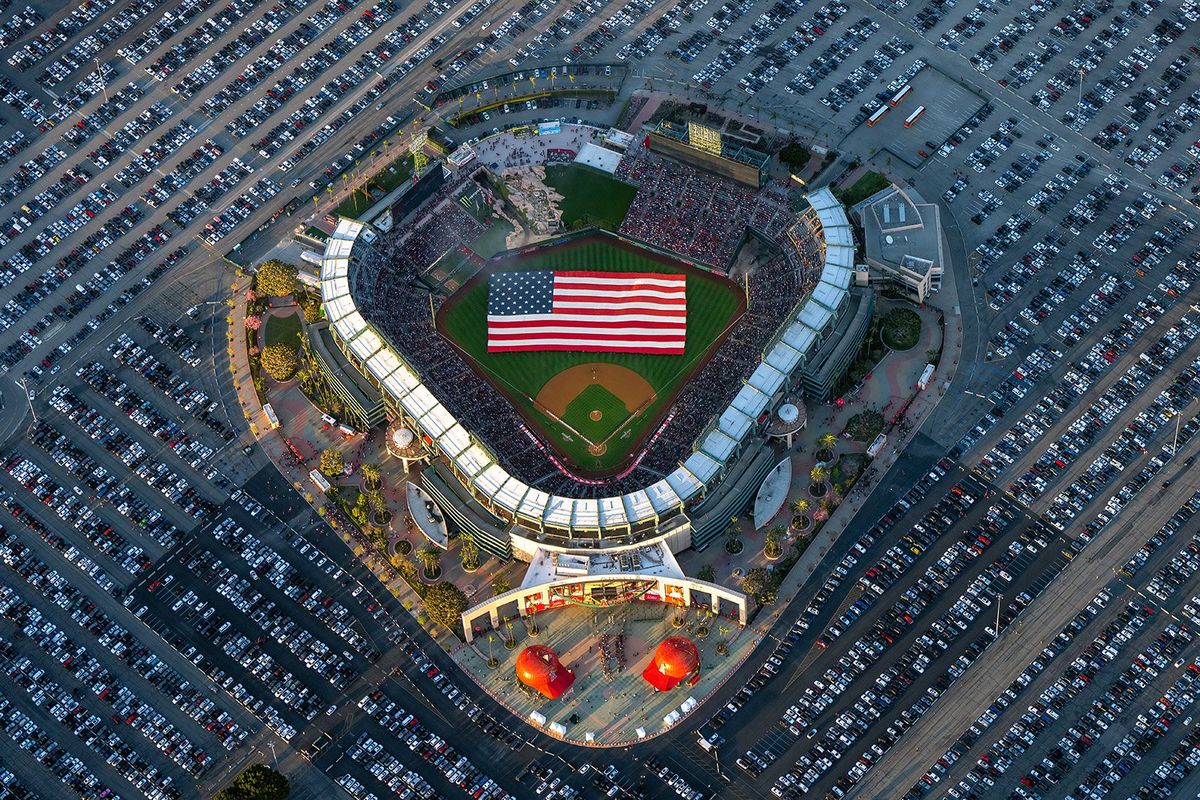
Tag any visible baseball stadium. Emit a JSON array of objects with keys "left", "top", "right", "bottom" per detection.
[{"left": 318, "top": 119, "right": 870, "bottom": 740}]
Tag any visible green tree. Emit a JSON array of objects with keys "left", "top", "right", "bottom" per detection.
[
  {"left": 765, "top": 525, "right": 784, "bottom": 559},
  {"left": 365, "top": 488, "right": 386, "bottom": 518},
  {"left": 361, "top": 463, "right": 382, "bottom": 489},
  {"left": 492, "top": 575, "right": 511, "bottom": 596},
  {"left": 301, "top": 296, "right": 324, "bottom": 323},
  {"left": 417, "top": 545, "right": 441, "bottom": 577},
  {"left": 696, "top": 563, "right": 716, "bottom": 583},
  {"left": 810, "top": 465, "right": 830, "bottom": 485},
  {"left": 777, "top": 142, "right": 812, "bottom": 171},
  {"left": 215, "top": 763, "right": 289, "bottom": 800},
  {"left": 255, "top": 259, "right": 300, "bottom": 297},
  {"left": 260, "top": 341, "right": 298, "bottom": 381},
  {"left": 741, "top": 568, "right": 770, "bottom": 602},
  {"left": 791, "top": 498, "right": 810, "bottom": 518},
  {"left": 459, "top": 531, "right": 480, "bottom": 571},
  {"left": 818, "top": 433, "right": 838, "bottom": 451},
  {"left": 424, "top": 581, "right": 468, "bottom": 630},
  {"left": 349, "top": 492, "right": 370, "bottom": 527},
  {"left": 319, "top": 448, "right": 344, "bottom": 478}
]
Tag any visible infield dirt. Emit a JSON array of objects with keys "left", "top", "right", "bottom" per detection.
[{"left": 534, "top": 363, "right": 655, "bottom": 417}]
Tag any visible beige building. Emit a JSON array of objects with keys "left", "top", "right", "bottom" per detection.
[{"left": 856, "top": 185, "right": 944, "bottom": 303}]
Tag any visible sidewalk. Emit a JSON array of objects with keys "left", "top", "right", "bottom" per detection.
[
  {"left": 227, "top": 282, "right": 437, "bottom": 617},
  {"left": 735, "top": 268, "right": 965, "bottom": 644}
]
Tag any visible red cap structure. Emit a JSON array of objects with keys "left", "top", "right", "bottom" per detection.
[
  {"left": 642, "top": 636, "right": 700, "bottom": 691},
  {"left": 515, "top": 645, "right": 575, "bottom": 699}
]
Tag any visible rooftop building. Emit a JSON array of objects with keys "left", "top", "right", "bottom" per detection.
[{"left": 856, "top": 184, "right": 944, "bottom": 303}]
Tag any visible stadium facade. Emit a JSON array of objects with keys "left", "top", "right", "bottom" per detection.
[{"left": 319, "top": 186, "right": 865, "bottom": 640}]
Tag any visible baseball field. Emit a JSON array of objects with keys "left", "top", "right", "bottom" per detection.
[{"left": 437, "top": 233, "right": 744, "bottom": 475}]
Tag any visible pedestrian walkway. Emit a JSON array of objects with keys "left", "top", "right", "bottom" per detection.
[
  {"left": 729, "top": 259, "right": 965, "bottom": 648},
  {"left": 457, "top": 603, "right": 760, "bottom": 747}
]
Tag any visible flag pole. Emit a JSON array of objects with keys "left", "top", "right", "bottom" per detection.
[{"left": 744, "top": 272, "right": 749, "bottom": 307}]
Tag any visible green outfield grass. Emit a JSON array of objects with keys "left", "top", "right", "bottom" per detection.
[
  {"left": 543, "top": 164, "right": 638, "bottom": 231},
  {"left": 561, "top": 384, "right": 630, "bottom": 442},
  {"left": 438, "top": 234, "right": 742, "bottom": 474}
]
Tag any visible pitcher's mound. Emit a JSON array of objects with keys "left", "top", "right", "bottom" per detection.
[
  {"left": 589, "top": 410, "right": 603, "bottom": 422},
  {"left": 536, "top": 363, "right": 655, "bottom": 416}
]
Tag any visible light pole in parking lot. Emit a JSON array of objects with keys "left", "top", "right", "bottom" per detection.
[
  {"left": 96, "top": 58, "right": 108, "bottom": 104},
  {"left": 1168, "top": 399, "right": 1196, "bottom": 455},
  {"left": 16, "top": 376, "right": 35, "bottom": 423},
  {"left": 994, "top": 593, "right": 1002, "bottom": 640}
]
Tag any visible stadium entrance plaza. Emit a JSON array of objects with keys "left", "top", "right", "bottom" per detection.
[
  {"left": 440, "top": 291, "right": 946, "bottom": 747},
  {"left": 455, "top": 603, "right": 756, "bottom": 747}
]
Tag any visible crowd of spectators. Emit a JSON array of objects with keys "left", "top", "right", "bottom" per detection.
[
  {"left": 615, "top": 143, "right": 794, "bottom": 269},
  {"left": 599, "top": 633, "right": 626, "bottom": 679},
  {"left": 350, "top": 143, "right": 816, "bottom": 500},
  {"left": 471, "top": 125, "right": 601, "bottom": 170}
]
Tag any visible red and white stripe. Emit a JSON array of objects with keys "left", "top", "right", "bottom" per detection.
[{"left": 488, "top": 271, "right": 687, "bottom": 353}]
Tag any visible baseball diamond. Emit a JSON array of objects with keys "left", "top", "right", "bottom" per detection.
[{"left": 437, "top": 233, "right": 744, "bottom": 475}]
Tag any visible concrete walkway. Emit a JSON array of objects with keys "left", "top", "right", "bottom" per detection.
[{"left": 727, "top": 266, "right": 965, "bottom": 648}]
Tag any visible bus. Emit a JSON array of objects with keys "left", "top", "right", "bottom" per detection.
[
  {"left": 866, "top": 106, "right": 889, "bottom": 127},
  {"left": 903, "top": 105, "right": 926, "bottom": 128},
  {"left": 262, "top": 402, "right": 281, "bottom": 430},
  {"left": 888, "top": 84, "right": 912, "bottom": 107}
]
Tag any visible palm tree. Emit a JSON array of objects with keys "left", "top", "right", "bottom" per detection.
[
  {"left": 818, "top": 433, "right": 837, "bottom": 451},
  {"left": 459, "top": 531, "right": 480, "bottom": 571},
  {"left": 486, "top": 633, "right": 498, "bottom": 669},
  {"left": 365, "top": 488, "right": 386, "bottom": 519},
  {"left": 810, "top": 466, "right": 830, "bottom": 497},
  {"left": 724, "top": 517, "right": 742, "bottom": 554},
  {"left": 417, "top": 545, "right": 441, "bottom": 578},
  {"left": 765, "top": 525, "right": 784, "bottom": 559},
  {"left": 791, "top": 497, "right": 811, "bottom": 530},
  {"left": 361, "top": 463, "right": 382, "bottom": 489}
]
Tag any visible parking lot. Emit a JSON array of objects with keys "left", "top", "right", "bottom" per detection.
[
  {"left": 852, "top": 68, "right": 987, "bottom": 167},
  {"left": 0, "top": 0, "right": 1199, "bottom": 794},
  {"left": 0, "top": 0, "right": 639, "bottom": 794}
]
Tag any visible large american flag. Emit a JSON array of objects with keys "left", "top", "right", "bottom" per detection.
[{"left": 487, "top": 270, "right": 687, "bottom": 354}]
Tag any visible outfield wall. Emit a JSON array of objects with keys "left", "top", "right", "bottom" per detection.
[{"left": 319, "top": 187, "right": 857, "bottom": 544}]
